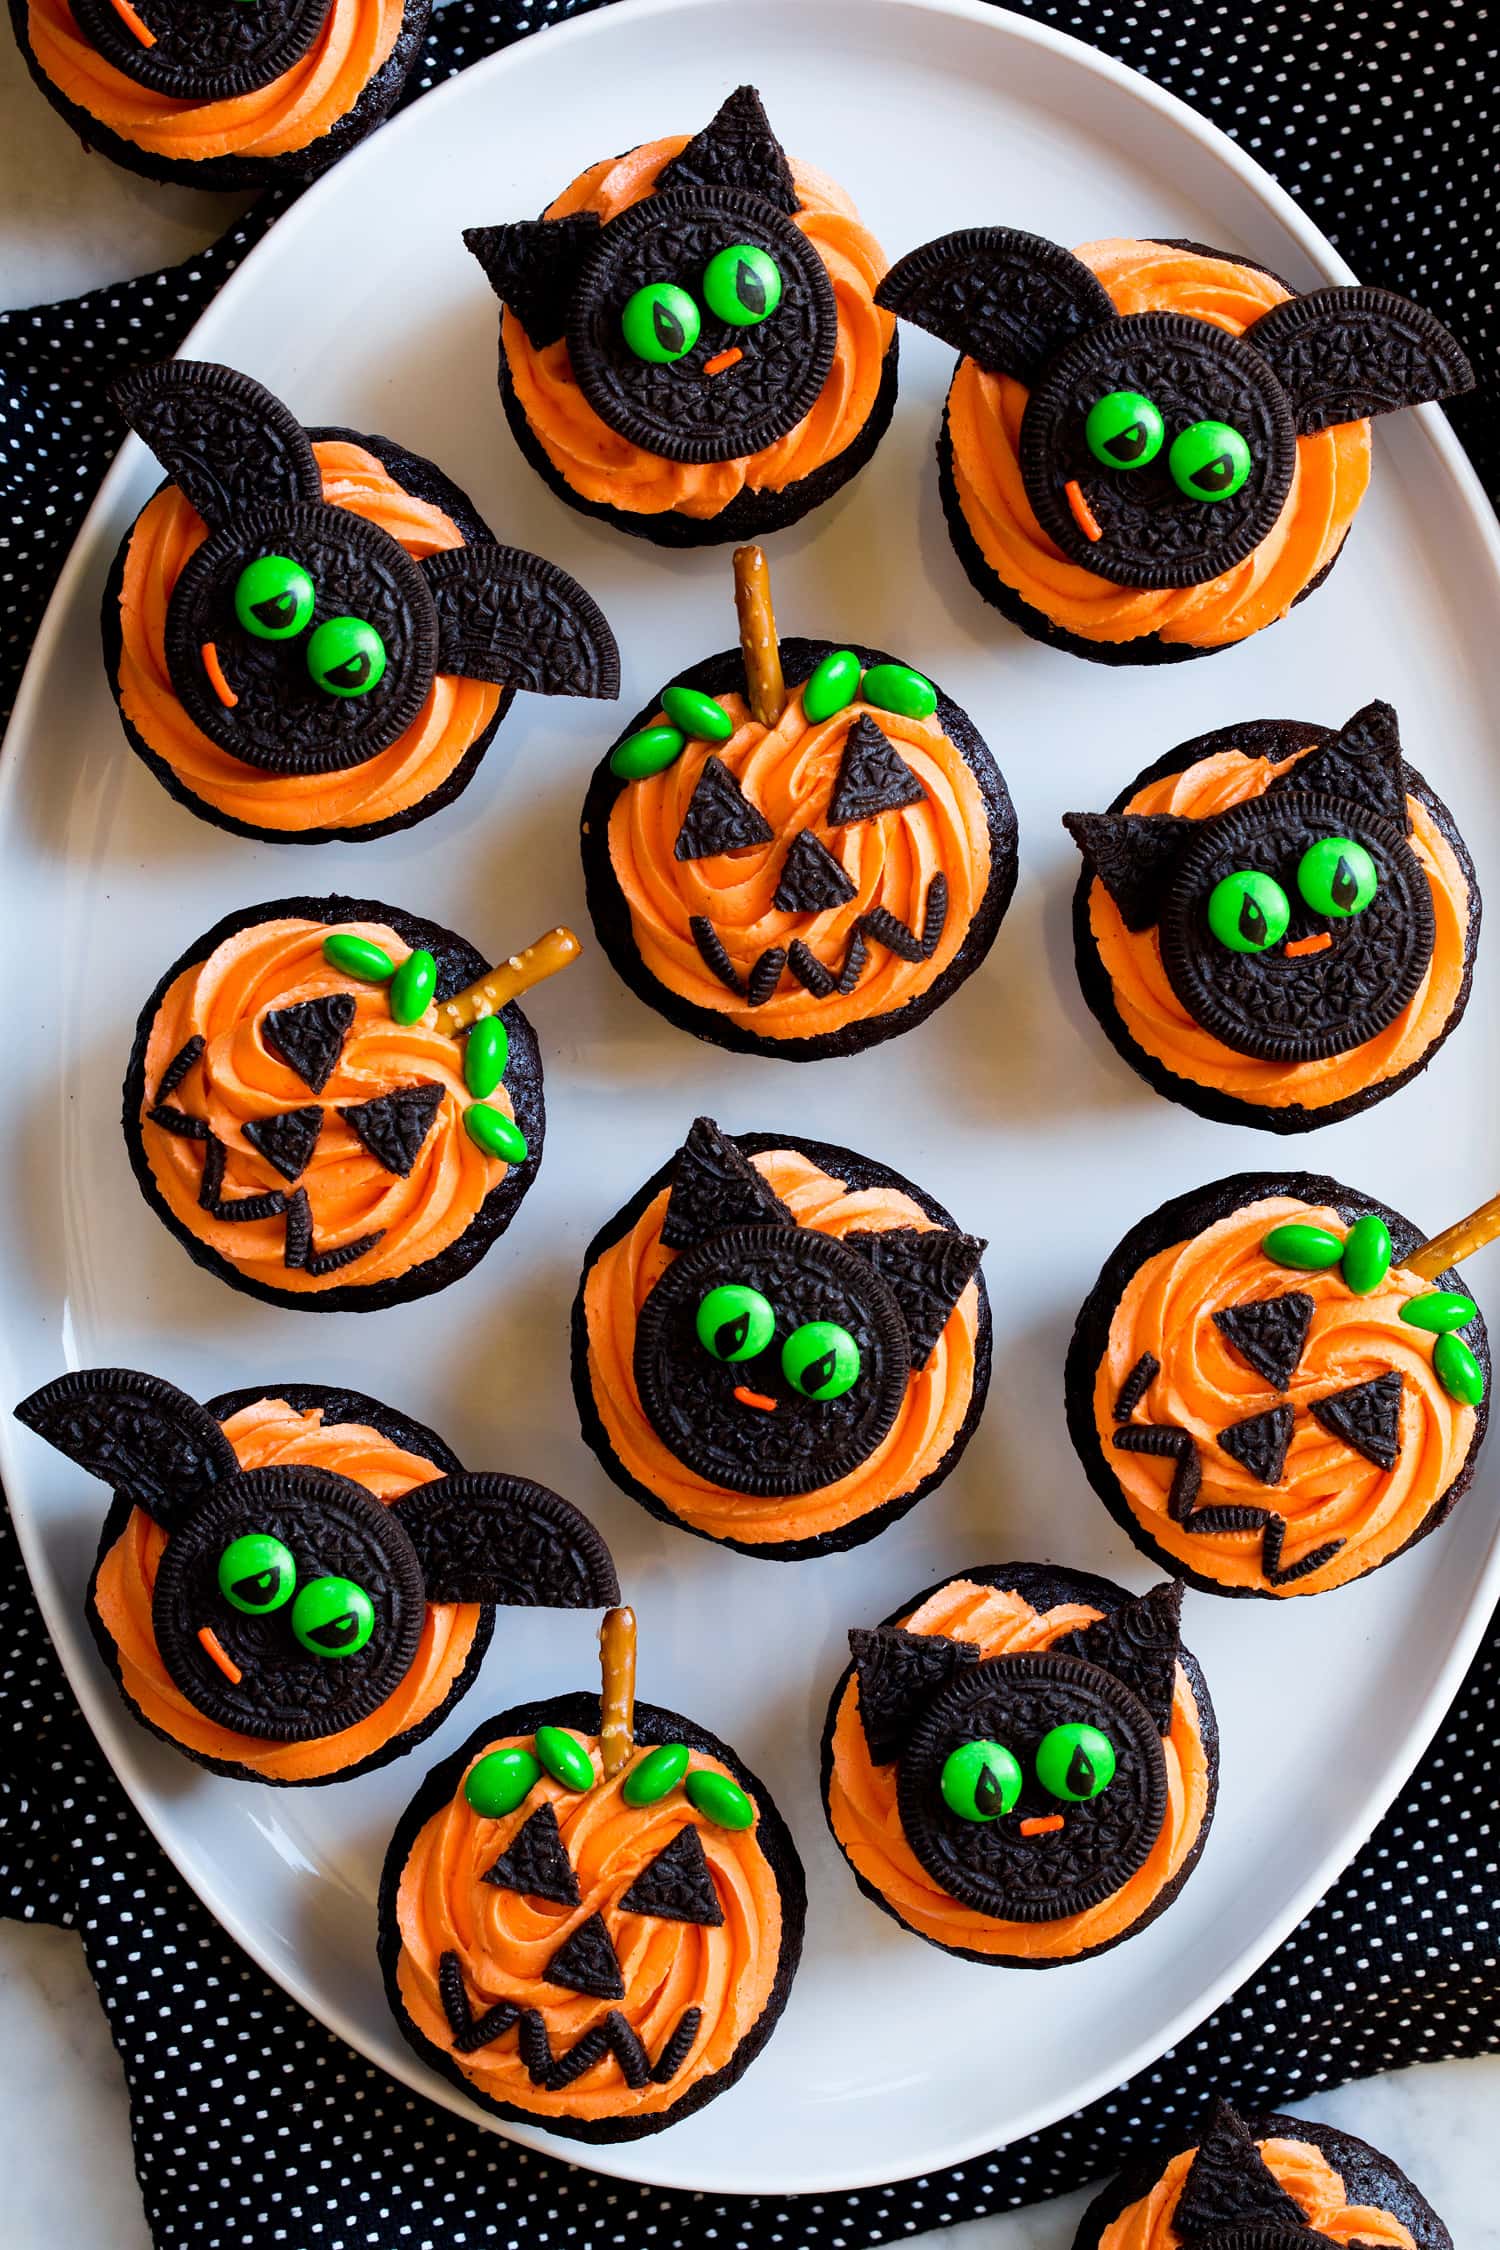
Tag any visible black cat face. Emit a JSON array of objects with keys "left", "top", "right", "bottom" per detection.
[
  {"left": 71, "top": 0, "right": 328, "bottom": 102},
  {"left": 112, "top": 361, "right": 619, "bottom": 775},
  {"left": 877, "top": 226, "right": 1472, "bottom": 589}
]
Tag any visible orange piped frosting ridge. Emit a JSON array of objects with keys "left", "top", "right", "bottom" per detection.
[
  {"left": 1087, "top": 741, "right": 1471, "bottom": 1113},
  {"left": 394, "top": 1730, "right": 782, "bottom": 2123},
  {"left": 947, "top": 239, "right": 1373, "bottom": 650},
  {"left": 826, "top": 1578, "right": 1210, "bottom": 1961},
  {"left": 583, "top": 1147, "right": 981, "bottom": 1546},
  {"left": 504, "top": 138, "right": 894, "bottom": 519},
  {"left": 1095, "top": 1194, "right": 1478, "bottom": 1595},
  {"left": 91, "top": 1397, "right": 479, "bottom": 1780},
  {"left": 117, "top": 440, "right": 502, "bottom": 835},
  {"left": 1099, "top": 2135, "right": 1416, "bottom": 2250}
]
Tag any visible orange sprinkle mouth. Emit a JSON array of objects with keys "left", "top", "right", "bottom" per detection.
[
  {"left": 733, "top": 1385, "right": 778, "bottom": 1412},
  {"left": 1064, "top": 479, "right": 1103, "bottom": 543},
  {"left": 703, "top": 348, "right": 744, "bottom": 377},
  {"left": 106, "top": 0, "right": 156, "bottom": 43},
  {"left": 201, "top": 642, "right": 238, "bottom": 707},
  {"left": 196, "top": 1626, "right": 242, "bottom": 1684},
  {"left": 1019, "top": 1814, "right": 1065, "bottom": 1837},
  {"left": 1284, "top": 931, "right": 1334, "bottom": 958}
]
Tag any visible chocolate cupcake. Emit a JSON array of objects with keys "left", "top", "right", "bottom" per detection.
[
  {"left": 103, "top": 362, "right": 618, "bottom": 846},
  {"left": 571, "top": 1116, "right": 990, "bottom": 1560},
  {"left": 463, "top": 86, "right": 897, "bottom": 548},
  {"left": 877, "top": 228, "right": 1471, "bottom": 662},
  {"left": 1074, "top": 2095, "right": 1451, "bottom": 2250},
  {"left": 581, "top": 547, "right": 1017, "bottom": 1059},
  {"left": 1067, "top": 1172, "right": 1491, "bottom": 1600},
  {"left": 13, "top": 1368, "right": 619, "bottom": 1786},
  {"left": 123, "top": 894, "right": 583, "bottom": 1311},
  {"left": 1063, "top": 702, "right": 1479, "bottom": 1130},
  {"left": 822, "top": 1564, "right": 1217, "bottom": 1967}
]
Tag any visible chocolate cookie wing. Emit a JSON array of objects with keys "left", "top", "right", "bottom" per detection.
[
  {"left": 112, "top": 361, "right": 322, "bottom": 526},
  {"left": 876, "top": 226, "right": 1116, "bottom": 381},
  {"left": 390, "top": 1473, "right": 619, "bottom": 1607},
  {"left": 421, "top": 545, "right": 620, "bottom": 698},
  {"left": 15, "top": 1367, "right": 239, "bottom": 1531},
  {"left": 462, "top": 216, "right": 603, "bottom": 349},
  {"left": 1244, "top": 286, "right": 1474, "bottom": 433}
]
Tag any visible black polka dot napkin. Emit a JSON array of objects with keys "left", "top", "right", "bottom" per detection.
[{"left": 2, "top": 2, "right": 1498, "bottom": 2243}]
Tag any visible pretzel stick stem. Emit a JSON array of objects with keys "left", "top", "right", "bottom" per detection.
[
  {"left": 1408, "top": 1192, "right": 1500, "bottom": 1282},
  {"left": 436, "top": 926, "right": 581, "bottom": 1036},
  {"left": 598, "top": 1605, "right": 637, "bottom": 1778},
  {"left": 733, "top": 544, "right": 785, "bottom": 728}
]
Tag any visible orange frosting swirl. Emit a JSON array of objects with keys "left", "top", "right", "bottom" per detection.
[
  {"left": 394, "top": 1730, "right": 783, "bottom": 2123},
  {"left": 582, "top": 1147, "right": 981, "bottom": 1547},
  {"left": 25, "top": 0, "right": 403, "bottom": 162},
  {"left": 1100, "top": 2135, "right": 1416, "bottom": 2250},
  {"left": 116, "top": 440, "right": 502, "bottom": 836},
  {"left": 91, "top": 1396, "right": 480, "bottom": 1781},
  {"left": 1087, "top": 740, "right": 1472, "bottom": 1113},
  {"left": 603, "top": 679, "right": 992, "bottom": 1038},
  {"left": 1096, "top": 1194, "right": 1478, "bottom": 1595},
  {"left": 140, "top": 916, "right": 514, "bottom": 1294},
  {"left": 946, "top": 239, "right": 1372, "bottom": 650},
  {"left": 503, "top": 138, "right": 894, "bottom": 519},
  {"left": 826, "top": 1578, "right": 1210, "bottom": 1961}
]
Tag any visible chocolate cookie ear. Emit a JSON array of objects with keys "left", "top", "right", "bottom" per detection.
[
  {"left": 849, "top": 1625, "right": 980, "bottom": 1763},
  {"left": 655, "top": 84, "right": 799, "bottom": 214},
  {"left": 658, "top": 1116, "right": 795, "bottom": 1250},
  {"left": 1054, "top": 1580, "right": 1184, "bottom": 1736},
  {"left": 1174, "top": 2099, "right": 1312, "bottom": 2238},
  {"left": 421, "top": 545, "right": 620, "bottom": 698},
  {"left": 876, "top": 226, "right": 1116, "bottom": 381},
  {"left": 1245, "top": 286, "right": 1474, "bottom": 434},
  {"left": 841, "top": 1227, "right": 986, "bottom": 1369},
  {"left": 390, "top": 1473, "right": 619, "bottom": 1607},
  {"left": 1063, "top": 810, "right": 1196, "bottom": 932},
  {"left": 1264, "top": 699, "right": 1409, "bottom": 826},
  {"left": 462, "top": 215, "right": 602, "bottom": 348},
  {"left": 13, "top": 1367, "right": 240, "bottom": 1532},
  {"left": 111, "top": 360, "right": 322, "bottom": 527}
]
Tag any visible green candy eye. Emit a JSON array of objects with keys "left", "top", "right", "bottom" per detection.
[
  {"left": 217, "top": 1532, "right": 295, "bottom": 1615},
  {"left": 701, "top": 243, "right": 782, "bottom": 328},
  {"left": 234, "top": 554, "right": 315, "bottom": 641},
  {"left": 781, "top": 1320, "right": 860, "bottom": 1401},
  {"left": 697, "top": 1282, "right": 776, "bottom": 1364},
  {"left": 1168, "top": 419, "right": 1252, "bottom": 502},
  {"left": 940, "top": 1739, "right": 1023, "bottom": 1822},
  {"left": 621, "top": 281, "right": 701, "bottom": 364},
  {"left": 306, "top": 617, "right": 386, "bottom": 698},
  {"left": 1084, "top": 390, "right": 1164, "bottom": 471},
  {"left": 1207, "top": 869, "right": 1291, "bottom": 953},
  {"left": 1036, "top": 1722, "right": 1116, "bottom": 1802},
  {"left": 1297, "top": 836, "right": 1378, "bottom": 918},
  {"left": 290, "top": 1575, "right": 374, "bottom": 1658}
]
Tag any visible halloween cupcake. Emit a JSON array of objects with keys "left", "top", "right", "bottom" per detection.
[
  {"left": 1067, "top": 1172, "right": 1492, "bottom": 1599},
  {"left": 123, "top": 894, "right": 582, "bottom": 1311},
  {"left": 581, "top": 547, "right": 1017, "bottom": 1059},
  {"left": 822, "top": 1565, "right": 1217, "bottom": 1967},
  {"left": 103, "top": 362, "right": 618, "bottom": 846},
  {"left": 1075, "top": 2096, "right": 1451, "bottom": 2250},
  {"left": 877, "top": 228, "right": 1472, "bottom": 662},
  {"left": 379, "top": 1604, "right": 805, "bottom": 2141},
  {"left": 14, "top": 1368, "right": 619, "bottom": 1786},
  {"left": 463, "top": 85, "right": 897, "bottom": 548},
  {"left": 572, "top": 1115, "right": 989, "bottom": 1560},
  {"left": 1063, "top": 702, "right": 1479, "bottom": 1130},
  {"left": 10, "top": 0, "right": 428, "bottom": 190}
]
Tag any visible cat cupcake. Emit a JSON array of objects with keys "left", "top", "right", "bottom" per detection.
[
  {"left": 822, "top": 1566, "right": 1217, "bottom": 1967},
  {"left": 572, "top": 1116, "right": 989, "bottom": 1559},
  {"left": 463, "top": 86, "right": 897, "bottom": 547},
  {"left": 14, "top": 1368, "right": 619, "bottom": 1786},
  {"left": 104, "top": 362, "right": 618, "bottom": 845},
  {"left": 877, "top": 228, "right": 1471, "bottom": 662}
]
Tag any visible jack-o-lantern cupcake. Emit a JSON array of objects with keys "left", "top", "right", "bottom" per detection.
[
  {"left": 572, "top": 1116, "right": 989, "bottom": 1559},
  {"left": 103, "top": 363, "right": 618, "bottom": 845},
  {"left": 581, "top": 547, "right": 1017, "bottom": 1059},
  {"left": 123, "top": 894, "right": 583, "bottom": 1311},
  {"left": 463, "top": 86, "right": 897, "bottom": 548},
  {"left": 877, "top": 228, "right": 1472, "bottom": 662},
  {"left": 1063, "top": 702, "right": 1479, "bottom": 1130},
  {"left": 1068, "top": 1173, "right": 1492, "bottom": 1600},
  {"left": 822, "top": 1565, "right": 1218, "bottom": 1967},
  {"left": 13, "top": 1368, "right": 619, "bottom": 1786}
]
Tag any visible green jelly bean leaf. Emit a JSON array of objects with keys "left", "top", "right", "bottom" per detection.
[
  {"left": 1400, "top": 1291, "right": 1479, "bottom": 1335},
  {"left": 1340, "top": 1213, "right": 1393, "bottom": 1296},
  {"left": 464, "top": 1014, "right": 509, "bottom": 1099},
  {"left": 622, "top": 1742, "right": 691, "bottom": 1808},
  {"left": 464, "top": 1102, "right": 528, "bottom": 1165},
  {"left": 610, "top": 724, "right": 687, "bottom": 781},
  {"left": 1434, "top": 1330, "right": 1486, "bottom": 1406},
  {"left": 1262, "top": 1223, "right": 1344, "bottom": 1272}
]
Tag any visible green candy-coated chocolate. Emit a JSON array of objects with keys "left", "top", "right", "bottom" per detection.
[
  {"left": 621, "top": 281, "right": 699, "bottom": 364},
  {"left": 1207, "top": 868, "right": 1290, "bottom": 954},
  {"left": 463, "top": 1103, "right": 528, "bottom": 1165},
  {"left": 610, "top": 724, "right": 686, "bottom": 781},
  {"left": 322, "top": 933, "right": 394, "bottom": 982},
  {"left": 389, "top": 948, "right": 437, "bottom": 1024},
  {"left": 622, "top": 1742, "right": 691, "bottom": 1808},
  {"left": 306, "top": 614, "right": 386, "bottom": 698},
  {"left": 1341, "top": 1213, "right": 1393, "bottom": 1296},
  {"left": 939, "top": 1738, "right": 1022, "bottom": 1822},
  {"left": 802, "top": 649, "right": 861, "bottom": 722},
  {"left": 464, "top": 1014, "right": 509, "bottom": 1099},
  {"left": 661, "top": 685, "right": 733, "bottom": 743},
  {"left": 1262, "top": 1222, "right": 1344, "bottom": 1272},
  {"left": 860, "top": 663, "right": 938, "bottom": 721},
  {"left": 290, "top": 1574, "right": 374, "bottom": 1659},
  {"left": 684, "top": 1768, "right": 754, "bottom": 1831},
  {"left": 1168, "top": 418, "right": 1252, "bottom": 502},
  {"left": 464, "top": 1748, "right": 542, "bottom": 1819},
  {"left": 217, "top": 1531, "right": 295, "bottom": 1615},
  {"left": 1400, "top": 1291, "right": 1479, "bottom": 1334},
  {"left": 1434, "top": 1331, "right": 1486, "bottom": 1406},
  {"left": 1035, "top": 1720, "right": 1116, "bottom": 1803},
  {"left": 1084, "top": 390, "right": 1165, "bottom": 472},
  {"left": 535, "top": 1725, "right": 594, "bottom": 1792}
]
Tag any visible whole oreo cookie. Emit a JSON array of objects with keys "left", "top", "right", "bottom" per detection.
[{"left": 70, "top": 0, "right": 328, "bottom": 102}]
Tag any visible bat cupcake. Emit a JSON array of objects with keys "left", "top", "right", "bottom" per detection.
[
  {"left": 1063, "top": 702, "right": 1479, "bottom": 1130},
  {"left": 13, "top": 1368, "right": 619, "bottom": 1785},
  {"left": 379, "top": 1604, "right": 805, "bottom": 2140},
  {"left": 104, "top": 362, "right": 618, "bottom": 845},
  {"left": 581, "top": 546, "right": 1018, "bottom": 1059},
  {"left": 463, "top": 85, "right": 897, "bottom": 547},
  {"left": 876, "top": 227, "right": 1472, "bottom": 662},
  {"left": 124, "top": 894, "right": 581, "bottom": 1311},
  {"left": 1068, "top": 1173, "right": 1492, "bottom": 1599},
  {"left": 822, "top": 1565, "right": 1217, "bottom": 1967},
  {"left": 572, "top": 1116, "right": 989, "bottom": 1559}
]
